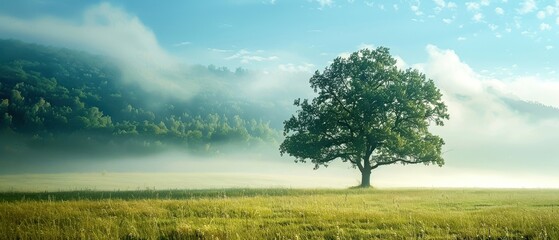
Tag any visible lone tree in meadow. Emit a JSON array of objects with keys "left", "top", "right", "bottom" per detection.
[{"left": 280, "top": 47, "right": 449, "bottom": 187}]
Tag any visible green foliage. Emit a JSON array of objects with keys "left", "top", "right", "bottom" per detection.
[
  {"left": 1, "top": 189, "right": 558, "bottom": 239},
  {"left": 0, "top": 39, "right": 280, "bottom": 156},
  {"left": 281, "top": 47, "right": 448, "bottom": 187}
]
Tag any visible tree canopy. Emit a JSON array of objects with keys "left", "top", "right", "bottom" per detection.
[{"left": 280, "top": 47, "right": 449, "bottom": 187}]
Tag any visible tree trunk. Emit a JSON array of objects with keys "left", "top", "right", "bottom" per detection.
[{"left": 360, "top": 169, "right": 371, "bottom": 188}]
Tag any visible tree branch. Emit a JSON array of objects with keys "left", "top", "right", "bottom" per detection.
[
  {"left": 348, "top": 158, "right": 364, "bottom": 172},
  {"left": 370, "top": 156, "right": 430, "bottom": 170},
  {"left": 337, "top": 120, "right": 355, "bottom": 136},
  {"left": 326, "top": 87, "right": 353, "bottom": 116},
  {"left": 318, "top": 152, "right": 351, "bottom": 164},
  {"left": 324, "top": 85, "right": 358, "bottom": 138}
]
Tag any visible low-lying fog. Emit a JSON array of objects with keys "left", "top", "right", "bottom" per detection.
[{"left": 2, "top": 148, "right": 559, "bottom": 191}]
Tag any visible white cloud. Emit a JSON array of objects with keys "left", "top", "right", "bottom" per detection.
[
  {"left": 423, "top": 45, "right": 559, "bottom": 112},
  {"left": 278, "top": 63, "right": 316, "bottom": 73},
  {"left": 358, "top": 43, "right": 375, "bottom": 50},
  {"left": 480, "top": 0, "right": 490, "bottom": 6},
  {"left": 466, "top": 2, "right": 480, "bottom": 11},
  {"left": 473, "top": 12, "right": 484, "bottom": 22},
  {"left": 544, "top": 5, "right": 555, "bottom": 15},
  {"left": 495, "top": 7, "right": 504, "bottom": 14},
  {"left": 173, "top": 41, "right": 191, "bottom": 47},
  {"left": 488, "top": 23, "right": 498, "bottom": 31},
  {"left": 447, "top": 2, "right": 457, "bottom": 8},
  {"left": 556, "top": 16, "right": 559, "bottom": 25},
  {"left": 242, "top": 68, "right": 315, "bottom": 102},
  {"left": 422, "top": 45, "right": 483, "bottom": 96},
  {"left": 338, "top": 52, "right": 351, "bottom": 59},
  {"left": 208, "top": 48, "right": 232, "bottom": 53},
  {"left": 537, "top": 10, "right": 546, "bottom": 19},
  {"left": 415, "top": 45, "right": 559, "bottom": 176},
  {"left": 411, "top": 5, "right": 423, "bottom": 16},
  {"left": 225, "top": 49, "right": 248, "bottom": 59},
  {"left": 540, "top": 23, "right": 551, "bottom": 31},
  {"left": 457, "top": 36, "right": 467, "bottom": 41},
  {"left": 225, "top": 49, "right": 279, "bottom": 63},
  {"left": 518, "top": 0, "right": 537, "bottom": 14},
  {"left": 443, "top": 18, "right": 453, "bottom": 24},
  {"left": 394, "top": 55, "right": 407, "bottom": 70},
  {"left": 315, "top": 0, "right": 333, "bottom": 8},
  {"left": 545, "top": 45, "right": 554, "bottom": 50},
  {"left": 493, "top": 76, "right": 559, "bottom": 108},
  {"left": 337, "top": 44, "right": 376, "bottom": 59},
  {"left": 433, "top": 0, "right": 446, "bottom": 8},
  {"left": 0, "top": 3, "right": 198, "bottom": 99}
]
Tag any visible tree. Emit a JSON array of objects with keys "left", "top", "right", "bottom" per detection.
[{"left": 280, "top": 47, "right": 449, "bottom": 187}]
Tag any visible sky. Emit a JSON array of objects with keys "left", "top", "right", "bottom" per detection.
[{"left": 1, "top": 0, "right": 559, "bottom": 188}]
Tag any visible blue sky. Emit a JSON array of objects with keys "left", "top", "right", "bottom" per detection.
[
  {"left": 1, "top": 0, "right": 558, "bottom": 77},
  {"left": 1, "top": 0, "right": 559, "bottom": 188}
]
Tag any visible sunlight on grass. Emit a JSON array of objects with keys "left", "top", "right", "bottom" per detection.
[{"left": 1, "top": 189, "right": 558, "bottom": 239}]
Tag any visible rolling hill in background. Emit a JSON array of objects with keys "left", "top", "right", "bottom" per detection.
[
  {"left": 0, "top": 39, "right": 282, "bottom": 162},
  {"left": 501, "top": 97, "right": 559, "bottom": 120}
]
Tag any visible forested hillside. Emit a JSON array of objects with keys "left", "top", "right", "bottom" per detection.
[{"left": 0, "top": 39, "right": 281, "bottom": 158}]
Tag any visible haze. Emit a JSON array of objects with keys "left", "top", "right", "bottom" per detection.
[{"left": 1, "top": 0, "right": 559, "bottom": 190}]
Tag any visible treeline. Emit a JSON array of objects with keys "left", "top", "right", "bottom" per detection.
[{"left": 0, "top": 39, "right": 280, "bottom": 156}]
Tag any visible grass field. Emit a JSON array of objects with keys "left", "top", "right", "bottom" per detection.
[{"left": 1, "top": 188, "right": 558, "bottom": 239}]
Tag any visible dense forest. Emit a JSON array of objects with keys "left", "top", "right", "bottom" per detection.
[{"left": 0, "top": 39, "right": 282, "bottom": 159}]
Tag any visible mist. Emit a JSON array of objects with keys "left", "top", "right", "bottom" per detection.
[
  {"left": 418, "top": 45, "right": 559, "bottom": 174},
  {"left": 1, "top": 2, "right": 559, "bottom": 190}
]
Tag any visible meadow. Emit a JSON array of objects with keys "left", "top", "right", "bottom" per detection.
[{"left": 1, "top": 188, "right": 558, "bottom": 239}]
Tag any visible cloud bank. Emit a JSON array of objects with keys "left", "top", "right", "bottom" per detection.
[
  {"left": 0, "top": 3, "right": 197, "bottom": 99},
  {"left": 0, "top": 2, "right": 316, "bottom": 103},
  {"left": 415, "top": 45, "right": 559, "bottom": 173}
]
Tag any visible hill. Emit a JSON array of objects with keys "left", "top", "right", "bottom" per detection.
[{"left": 0, "top": 39, "right": 281, "bottom": 160}]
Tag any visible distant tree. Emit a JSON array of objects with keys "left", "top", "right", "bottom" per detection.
[{"left": 280, "top": 47, "right": 449, "bottom": 187}]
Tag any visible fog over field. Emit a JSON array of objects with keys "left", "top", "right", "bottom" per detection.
[{"left": 1, "top": 1, "right": 559, "bottom": 190}]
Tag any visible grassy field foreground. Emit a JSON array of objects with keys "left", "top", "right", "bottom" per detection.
[{"left": 0, "top": 189, "right": 558, "bottom": 239}]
